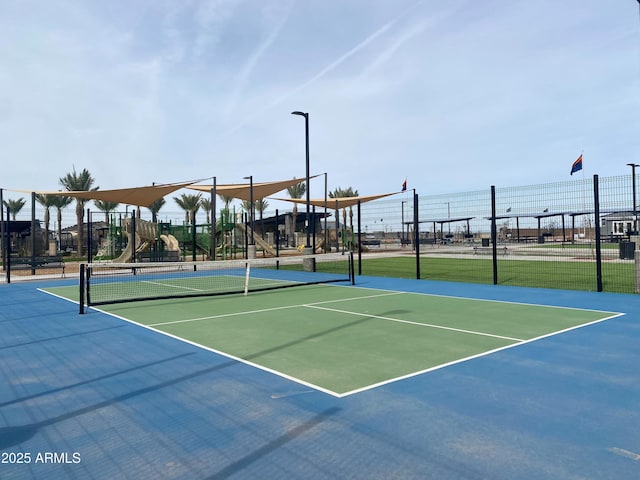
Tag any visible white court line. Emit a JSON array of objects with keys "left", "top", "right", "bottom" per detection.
[
  {"left": 348, "top": 283, "right": 623, "bottom": 316},
  {"left": 41, "top": 285, "right": 628, "bottom": 399},
  {"left": 340, "top": 311, "right": 625, "bottom": 397},
  {"left": 148, "top": 291, "right": 404, "bottom": 327},
  {"left": 305, "top": 304, "right": 525, "bottom": 342},
  {"left": 142, "top": 280, "right": 205, "bottom": 292},
  {"left": 150, "top": 304, "right": 302, "bottom": 327},
  {"left": 84, "top": 305, "right": 343, "bottom": 398}
]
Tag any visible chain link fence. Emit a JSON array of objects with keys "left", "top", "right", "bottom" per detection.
[
  {"left": 356, "top": 174, "right": 638, "bottom": 294},
  {"left": 3, "top": 173, "right": 638, "bottom": 293}
]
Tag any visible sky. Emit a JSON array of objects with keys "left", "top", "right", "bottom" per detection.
[{"left": 1, "top": 0, "right": 639, "bottom": 224}]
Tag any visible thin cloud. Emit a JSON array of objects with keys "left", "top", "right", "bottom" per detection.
[
  {"left": 224, "top": 1, "right": 296, "bottom": 117},
  {"left": 216, "top": 0, "right": 430, "bottom": 139}
]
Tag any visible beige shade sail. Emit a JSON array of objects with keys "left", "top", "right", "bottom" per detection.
[
  {"left": 188, "top": 176, "right": 318, "bottom": 202},
  {"left": 14, "top": 180, "right": 200, "bottom": 208},
  {"left": 272, "top": 191, "right": 402, "bottom": 209}
]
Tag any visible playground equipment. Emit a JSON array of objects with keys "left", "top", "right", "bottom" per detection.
[
  {"left": 111, "top": 217, "right": 180, "bottom": 263},
  {"left": 236, "top": 222, "right": 276, "bottom": 256},
  {"left": 218, "top": 208, "right": 237, "bottom": 259}
]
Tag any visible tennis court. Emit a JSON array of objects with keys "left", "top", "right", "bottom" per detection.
[
  {"left": 2, "top": 261, "right": 639, "bottom": 479},
  {"left": 46, "top": 281, "right": 620, "bottom": 397}
]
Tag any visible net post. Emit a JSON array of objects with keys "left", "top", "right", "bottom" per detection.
[
  {"left": 244, "top": 261, "right": 251, "bottom": 296},
  {"left": 79, "top": 263, "right": 85, "bottom": 314}
]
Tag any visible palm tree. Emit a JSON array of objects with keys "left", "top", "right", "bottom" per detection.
[
  {"left": 94, "top": 200, "right": 120, "bottom": 224},
  {"left": 329, "top": 186, "right": 359, "bottom": 248},
  {"left": 241, "top": 198, "right": 266, "bottom": 236},
  {"left": 255, "top": 199, "right": 268, "bottom": 221},
  {"left": 174, "top": 193, "right": 201, "bottom": 224},
  {"left": 49, "top": 195, "right": 73, "bottom": 252},
  {"left": 286, "top": 179, "right": 306, "bottom": 246},
  {"left": 59, "top": 167, "right": 98, "bottom": 256},
  {"left": 201, "top": 198, "right": 212, "bottom": 224},
  {"left": 255, "top": 198, "right": 269, "bottom": 239},
  {"left": 218, "top": 195, "right": 234, "bottom": 209},
  {"left": 3, "top": 198, "right": 26, "bottom": 220},
  {"left": 148, "top": 198, "right": 166, "bottom": 223},
  {"left": 35, "top": 194, "right": 59, "bottom": 252},
  {"left": 329, "top": 187, "right": 358, "bottom": 199},
  {"left": 217, "top": 194, "right": 235, "bottom": 230}
]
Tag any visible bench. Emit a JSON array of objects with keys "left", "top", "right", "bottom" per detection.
[
  {"left": 361, "top": 239, "right": 381, "bottom": 247},
  {"left": 138, "top": 251, "right": 181, "bottom": 262},
  {"left": 10, "top": 256, "right": 66, "bottom": 276},
  {"left": 473, "top": 246, "right": 508, "bottom": 256}
]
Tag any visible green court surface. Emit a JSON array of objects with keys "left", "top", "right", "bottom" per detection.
[{"left": 45, "top": 284, "right": 619, "bottom": 396}]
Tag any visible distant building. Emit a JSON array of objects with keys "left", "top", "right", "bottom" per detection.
[{"left": 601, "top": 213, "right": 636, "bottom": 238}]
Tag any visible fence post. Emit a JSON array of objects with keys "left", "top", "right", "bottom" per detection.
[
  {"left": 87, "top": 209, "right": 92, "bottom": 265},
  {"left": 490, "top": 186, "right": 498, "bottom": 285},
  {"left": 5, "top": 205, "right": 10, "bottom": 284},
  {"left": 414, "top": 191, "right": 420, "bottom": 279},
  {"left": 31, "top": 192, "right": 36, "bottom": 275},
  {"left": 593, "top": 175, "right": 603, "bottom": 292},
  {"left": 211, "top": 181, "right": 216, "bottom": 261},
  {"left": 131, "top": 211, "right": 137, "bottom": 265},
  {"left": 635, "top": 249, "right": 640, "bottom": 293},
  {"left": 0, "top": 188, "right": 4, "bottom": 273},
  {"left": 79, "top": 263, "right": 85, "bottom": 315},
  {"left": 357, "top": 200, "right": 362, "bottom": 276}
]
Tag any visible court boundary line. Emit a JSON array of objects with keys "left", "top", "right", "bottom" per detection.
[
  {"left": 340, "top": 311, "right": 624, "bottom": 396},
  {"left": 82, "top": 304, "right": 343, "bottom": 398},
  {"left": 38, "top": 284, "right": 626, "bottom": 398},
  {"left": 349, "top": 283, "right": 624, "bottom": 316},
  {"left": 142, "top": 280, "right": 206, "bottom": 292},
  {"left": 103, "top": 287, "right": 623, "bottom": 397},
  {"left": 39, "top": 287, "right": 81, "bottom": 305},
  {"left": 305, "top": 304, "right": 525, "bottom": 342},
  {"left": 148, "top": 291, "right": 404, "bottom": 327}
]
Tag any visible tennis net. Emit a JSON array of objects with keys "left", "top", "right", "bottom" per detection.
[{"left": 79, "top": 252, "right": 354, "bottom": 312}]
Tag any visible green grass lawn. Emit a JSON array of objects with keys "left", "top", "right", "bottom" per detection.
[{"left": 357, "top": 256, "right": 634, "bottom": 293}]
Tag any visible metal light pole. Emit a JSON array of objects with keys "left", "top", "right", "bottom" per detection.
[
  {"left": 324, "top": 172, "right": 328, "bottom": 252},
  {"left": 291, "top": 111, "right": 311, "bottom": 250},
  {"left": 628, "top": 163, "right": 639, "bottom": 234},
  {"left": 243, "top": 175, "right": 254, "bottom": 245}
]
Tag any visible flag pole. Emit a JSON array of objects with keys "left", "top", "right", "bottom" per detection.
[{"left": 580, "top": 151, "right": 587, "bottom": 237}]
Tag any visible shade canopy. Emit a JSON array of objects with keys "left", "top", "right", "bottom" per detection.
[
  {"left": 17, "top": 180, "right": 199, "bottom": 207},
  {"left": 272, "top": 192, "right": 401, "bottom": 209},
  {"left": 188, "top": 176, "right": 317, "bottom": 202}
]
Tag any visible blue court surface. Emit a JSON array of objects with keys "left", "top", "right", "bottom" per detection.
[{"left": 1, "top": 274, "right": 639, "bottom": 479}]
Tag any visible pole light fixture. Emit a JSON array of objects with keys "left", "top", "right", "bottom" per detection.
[{"left": 291, "top": 111, "right": 311, "bottom": 250}]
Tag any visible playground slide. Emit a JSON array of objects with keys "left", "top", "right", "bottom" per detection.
[
  {"left": 237, "top": 223, "right": 276, "bottom": 256},
  {"left": 111, "top": 235, "right": 140, "bottom": 263},
  {"left": 110, "top": 219, "right": 183, "bottom": 263},
  {"left": 160, "top": 234, "right": 180, "bottom": 252},
  {"left": 112, "top": 239, "right": 153, "bottom": 263},
  {"left": 110, "top": 218, "right": 158, "bottom": 263}
]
